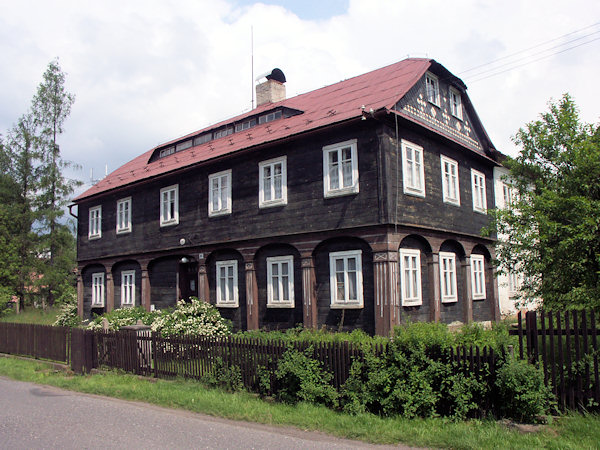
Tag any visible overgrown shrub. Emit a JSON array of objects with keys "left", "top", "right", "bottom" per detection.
[
  {"left": 274, "top": 346, "right": 338, "bottom": 407},
  {"left": 201, "top": 357, "right": 243, "bottom": 392},
  {"left": 495, "top": 356, "right": 553, "bottom": 422},
  {"left": 151, "top": 298, "right": 231, "bottom": 337},
  {"left": 53, "top": 301, "right": 80, "bottom": 327},
  {"left": 87, "top": 306, "right": 157, "bottom": 331},
  {"left": 0, "top": 286, "right": 15, "bottom": 318}
]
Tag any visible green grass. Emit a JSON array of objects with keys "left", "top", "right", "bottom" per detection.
[
  {"left": 0, "top": 307, "right": 60, "bottom": 325},
  {"left": 1, "top": 356, "right": 599, "bottom": 449}
]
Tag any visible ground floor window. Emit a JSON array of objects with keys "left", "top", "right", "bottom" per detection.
[
  {"left": 121, "top": 270, "right": 135, "bottom": 306},
  {"left": 400, "top": 249, "right": 422, "bottom": 306},
  {"left": 91, "top": 273, "right": 105, "bottom": 307},
  {"left": 266, "top": 256, "right": 294, "bottom": 307},
  {"left": 439, "top": 252, "right": 457, "bottom": 303},
  {"left": 216, "top": 260, "right": 238, "bottom": 307},
  {"left": 329, "top": 250, "right": 363, "bottom": 308},
  {"left": 471, "top": 255, "right": 486, "bottom": 300}
]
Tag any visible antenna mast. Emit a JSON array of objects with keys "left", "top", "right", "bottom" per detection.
[{"left": 251, "top": 26, "right": 254, "bottom": 110}]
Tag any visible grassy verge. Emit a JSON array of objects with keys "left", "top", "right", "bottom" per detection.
[
  {"left": 1, "top": 356, "right": 599, "bottom": 449},
  {"left": 0, "top": 307, "right": 60, "bottom": 325}
]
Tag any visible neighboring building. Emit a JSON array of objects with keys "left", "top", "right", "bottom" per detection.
[{"left": 73, "top": 58, "right": 503, "bottom": 336}]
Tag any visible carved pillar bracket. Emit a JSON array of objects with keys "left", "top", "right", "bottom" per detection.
[
  {"left": 141, "top": 264, "right": 151, "bottom": 312},
  {"left": 462, "top": 257, "right": 473, "bottom": 323},
  {"left": 197, "top": 264, "right": 210, "bottom": 304},
  {"left": 301, "top": 256, "right": 317, "bottom": 329},
  {"left": 76, "top": 271, "right": 84, "bottom": 318},
  {"left": 106, "top": 271, "right": 115, "bottom": 313},
  {"left": 428, "top": 253, "right": 441, "bottom": 323},
  {"left": 245, "top": 262, "right": 259, "bottom": 330},
  {"left": 373, "top": 251, "right": 399, "bottom": 337}
]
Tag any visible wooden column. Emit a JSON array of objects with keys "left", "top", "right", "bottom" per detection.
[
  {"left": 373, "top": 251, "right": 399, "bottom": 336},
  {"left": 141, "top": 266, "right": 151, "bottom": 312},
  {"left": 198, "top": 264, "right": 210, "bottom": 303},
  {"left": 428, "top": 253, "right": 441, "bottom": 322},
  {"left": 301, "top": 256, "right": 317, "bottom": 329},
  {"left": 490, "top": 265, "right": 501, "bottom": 322},
  {"left": 462, "top": 257, "right": 473, "bottom": 323},
  {"left": 77, "top": 271, "right": 84, "bottom": 318},
  {"left": 245, "top": 262, "right": 259, "bottom": 330},
  {"left": 106, "top": 271, "right": 115, "bottom": 312}
]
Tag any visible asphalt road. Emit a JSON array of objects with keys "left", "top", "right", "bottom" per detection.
[{"left": 0, "top": 377, "right": 408, "bottom": 449}]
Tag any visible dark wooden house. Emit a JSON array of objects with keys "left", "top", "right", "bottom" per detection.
[{"left": 73, "top": 58, "right": 502, "bottom": 336}]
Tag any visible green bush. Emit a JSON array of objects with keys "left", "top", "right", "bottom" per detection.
[
  {"left": 0, "top": 286, "right": 15, "bottom": 318},
  {"left": 274, "top": 346, "right": 338, "bottom": 407},
  {"left": 53, "top": 301, "right": 80, "bottom": 327},
  {"left": 87, "top": 306, "right": 157, "bottom": 331},
  {"left": 495, "top": 357, "right": 553, "bottom": 422},
  {"left": 151, "top": 298, "right": 231, "bottom": 337},
  {"left": 201, "top": 357, "right": 243, "bottom": 392}
]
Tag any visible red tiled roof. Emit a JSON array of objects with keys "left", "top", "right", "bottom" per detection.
[{"left": 75, "top": 58, "right": 432, "bottom": 202}]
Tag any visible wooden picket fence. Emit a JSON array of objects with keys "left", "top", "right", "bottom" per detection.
[
  {"left": 0, "top": 322, "right": 70, "bottom": 364},
  {"left": 511, "top": 310, "right": 600, "bottom": 410}
]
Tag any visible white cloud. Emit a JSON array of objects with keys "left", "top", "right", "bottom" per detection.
[{"left": 1, "top": 0, "right": 599, "bottom": 191}]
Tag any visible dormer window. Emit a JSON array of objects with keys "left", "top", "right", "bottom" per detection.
[
  {"left": 235, "top": 118, "right": 256, "bottom": 132},
  {"left": 259, "top": 110, "right": 282, "bottom": 124},
  {"left": 449, "top": 87, "right": 463, "bottom": 120},
  {"left": 425, "top": 73, "right": 440, "bottom": 106},
  {"left": 214, "top": 127, "right": 233, "bottom": 139},
  {"left": 159, "top": 147, "right": 175, "bottom": 158}
]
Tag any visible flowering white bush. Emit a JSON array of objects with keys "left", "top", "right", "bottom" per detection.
[
  {"left": 87, "top": 306, "right": 156, "bottom": 331},
  {"left": 151, "top": 298, "right": 231, "bottom": 338},
  {"left": 53, "top": 301, "right": 80, "bottom": 327}
]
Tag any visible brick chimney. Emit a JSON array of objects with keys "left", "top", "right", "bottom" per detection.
[{"left": 255, "top": 68, "right": 286, "bottom": 107}]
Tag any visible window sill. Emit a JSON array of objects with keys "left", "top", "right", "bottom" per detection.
[
  {"left": 116, "top": 229, "right": 131, "bottom": 235},
  {"left": 216, "top": 303, "right": 238, "bottom": 308},
  {"left": 324, "top": 186, "right": 359, "bottom": 198},
  {"left": 473, "top": 208, "right": 487, "bottom": 215},
  {"left": 443, "top": 199, "right": 460, "bottom": 207},
  {"left": 441, "top": 298, "right": 458, "bottom": 304},
  {"left": 403, "top": 189, "right": 426, "bottom": 198},
  {"left": 401, "top": 300, "right": 423, "bottom": 307},
  {"left": 267, "top": 303, "right": 295, "bottom": 309},
  {"left": 472, "top": 296, "right": 486, "bottom": 301},
  {"left": 209, "top": 210, "right": 231, "bottom": 218},
  {"left": 259, "top": 199, "right": 287, "bottom": 209},
  {"left": 330, "top": 303, "right": 363, "bottom": 309},
  {"left": 88, "top": 235, "right": 101, "bottom": 240},
  {"left": 160, "top": 220, "right": 179, "bottom": 227}
]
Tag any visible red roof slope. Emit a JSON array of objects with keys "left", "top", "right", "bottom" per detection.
[{"left": 75, "top": 58, "right": 432, "bottom": 202}]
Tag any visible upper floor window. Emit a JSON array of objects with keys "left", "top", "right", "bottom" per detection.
[
  {"left": 214, "top": 127, "right": 233, "bottom": 139},
  {"left": 400, "top": 248, "right": 422, "bottom": 306},
  {"left": 89, "top": 206, "right": 102, "bottom": 239},
  {"left": 425, "top": 73, "right": 440, "bottom": 106},
  {"left": 449, "top": 87, "right": 463, "bottom": 120},
  {"left": 508, "top": 270, "right": 519, "bottom": 295},
  {"left": 208, "top": 170, "right": 232, "bottom": 217},
  {"left": 235, "top": 118, "right": 256, "bottom": 132},
  {"left": 323, "top": 139, "right": 359, "bottom": 197},
  {"left": 216, "top": 260, "right": 238, "bottom": 307},
  {"left": 259, "top": 110, "right": 282, "bottom": 124},
  {"left": 439, "top": 252, "right": 458, "bottom": 303},
  {"left": 266, "top": 256, "right": 294, "bottom": 308},
  {"left": 259, "top": 157, "right": 287, "bottom": 208},
  {"left": 440, "top": 155, "right": 460, "bottom": 205},
  {"left": 116, "top": 197, "right": 132, "bottom": 234},
  {"left": 160, "top": 185, "right": 179, "bottom": 226},
  {"left": 91, "top": 272, "right": 105, "bottom": 307},
  {"left": 471, "top": 254, "right": 486, "bottom": 300},
  {"left": 502, "top": 182, "right": 514, "bottom": 209},
  {"left": 471, "top": 169, "right": 487, "bottom": 214},
  {"left": 329, "top": 250, "right": 363, "bottom": 308},
  {"left": 121, "top": 270, "right": 135, "bottom": 306},
  {"left": 402, "top": 140, "right": 425, "bottom": 197}
]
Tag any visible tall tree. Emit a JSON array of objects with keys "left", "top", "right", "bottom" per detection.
[
  {"left": 30, "top": 59, "right": 80, "bottom": 306},
  {"left": 490, "top": 94, "right": 600, "bottom": 309},
  {"left": 3, "top": 113, "right": 41, "bottom": 309}
]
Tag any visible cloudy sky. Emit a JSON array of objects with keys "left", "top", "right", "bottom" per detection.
[{"left": 1, "top": 0, "right": 599, "bottom": 194}]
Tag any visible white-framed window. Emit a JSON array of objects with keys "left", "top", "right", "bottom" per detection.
[
  {"left": 259, "top": 157, "right": 287, "bottom": 208},
  {"left": 216, "top": 260, "right": 238, "bottom": 307},
  {"left": 439, "top": 252, "right": 458, "bottom": 303},
  {"left": 401, "top": 140, "right": 425, "bottom": 197},
  {"left": 266, "top": 256, "right": 294, "bottom": 308},
  {"left": 471, "top": 169, "right": 487, "bottom": 213},
  {"left": 471, "top": 254, "right": 486, "bottom": 300},
  {"left": 160, "top": 184, "right": 179, "bottom": 226},
  {"left": 425, "top": 72, "right": 440, "bottom": 106},
  {"left": 208, "top": 170, "right": 232, "bottom": 217},
  {"left": 116, "top": 197, "right": 132, "bottom": 234},
  {"left": 449, "top": 87, "right": 463, "bottom": 120},
  {"left": 502, "top": 182, "right": 513, "bottom": 209},
  {"left": 121, "top": 270, "right": 135, "bottom": 306},
  {"left": 508, "top": 271, "right": 518, "bottom": 295},
  {"left": 88, "top": 206, "right": 102, "bottom": 239},
  {"left": 323, "top": 139, "right": 359, "bottom": 197},
  {"left": 400, "top": 249, "right": 422, "bottom": 306},
  {"left": 91, "top": 273, "right": 105, "bottom": 307},
  {"left": 329, "top": 250, "right": 363, "bottom": 308},
  {"left": 440, "top": 155, "right": 460, "bottom": 205}
]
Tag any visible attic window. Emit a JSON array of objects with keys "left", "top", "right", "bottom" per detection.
[
  {"left": 194, "top": 134, "right": 212, "bottom": 146},
  {"left": 425, "top": 73, "right": 440, "bottom": 106},
  {"left": 235, "top": 118, "right": 257, "bottom": 132},
  {"left": 259, "top": 110, "right": 282, "bottom": 124},
  {"left": 176, "top": 140, "right": 192, "bottom": 152},
  {"left": 159, "top": 147, "right": 175, "bottom": 158},
  {"left": 214, "top": 127, "right": 234, "bottom": 139}
]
